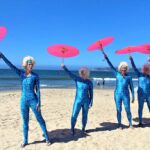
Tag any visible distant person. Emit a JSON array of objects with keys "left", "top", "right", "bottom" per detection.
[
  {"left": 0, "top": 52, "right": 51, "bottom": 147},
  {"left": 129, "top": 56, "right": 150, "bottom": 127},
  {"left": 97, "top": 80, "right": 100, "bottom": 86},
  {"left": 61, "top": 63, "right": 93, "bottom": 135},
  {"left": 102, "top": 78, "right": 105, "bottom": 85},
  {"left": 101, "top": 51, "right": 134, "bottom": 129}
]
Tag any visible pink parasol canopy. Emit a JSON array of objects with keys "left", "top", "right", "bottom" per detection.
[
  {"left": 115, "top": 46, "right": 141, "bottom": 54},
  {"left": 0, "top": 26, "right": 7, "bottom": 40},
  {"left": 138, "top": 44, "right": 150, "bottom": 54},
  {"left": 87, "top": 36, "right": 114, "bottom": 51},
  {"left": 47, "top": 44, "right": 79, "bottom": 58}
]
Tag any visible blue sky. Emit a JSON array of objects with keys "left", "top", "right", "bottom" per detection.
[{"left": 0, "top": 0, "right": 150, "bottom": 69}]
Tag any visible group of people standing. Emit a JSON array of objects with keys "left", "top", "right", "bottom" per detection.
[
  {"left": 102, "top": 51, "right": 150, "bottom": 129},
  {"left": 0, "top": 50, "right": 150, "bottom": 148}
]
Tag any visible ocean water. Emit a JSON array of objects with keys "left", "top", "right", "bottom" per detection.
[{"left": 0, "top": 69, "right": 138, "bottom": 91}]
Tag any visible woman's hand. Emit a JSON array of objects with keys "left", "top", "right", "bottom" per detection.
[
  {"left": 36, "top": 104, "right": 41, "bottom": 112},
  {"left": 89, "top": 102, "right": 92, "bottom": 109},
  {"left": 61, "top": 63, "right": 65, "bottom": 68},
  {"left": 101, "top": 50, "right": 107, "bottom": 59},
  {"left": 89, "top": 105, "right": 92, "bottom": 109},
  {"left": 129, "top": 56, "right": 133, "bottom": 60}
]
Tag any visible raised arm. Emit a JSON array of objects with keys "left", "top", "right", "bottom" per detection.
[
  {"left": 61, "top": 64, "right": 78, "bottom": 81},
  {"left": 129, "top": 56, "right": 141, "bottom": 77},
  {"left": 0, "top": 52, "right": 22, "bottom": 76},
  {"left": 35, "top": 75, "right": 41, "bottom": 107},
  {"left": 129, "top": 77, "right": 135, "bottom": 103},
  {"left": 89, "top": 81, "right": 93, "bottom": 108},
  {"left": 101, "top": 51, "right": 117, "bottom": 75}
]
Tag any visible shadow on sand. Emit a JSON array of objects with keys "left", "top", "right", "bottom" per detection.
[
  {"left": 29, "top": 128, "right": 89, "bottom": 145},
  {"left": 48, "top": 128, "right": 90, "bottom": 143},
  {"left": 86, "top": 122, "right": 128, "bottom": 133},
  {"left": 133, "top": 117, "right": 150, "bottom": 127},
  {"left": 29, "top": 121, "right": 132, "bottom": 145}
]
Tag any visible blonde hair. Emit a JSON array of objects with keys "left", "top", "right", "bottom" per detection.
[
  {"left": 22, "top": 56, "right": 35, "bottom": 67},
  {"left": 79, "top": 67, "right": 90, "bottom": 78},
  {"left": 118, "top": 61, "right": 128, "bottom": 72}
]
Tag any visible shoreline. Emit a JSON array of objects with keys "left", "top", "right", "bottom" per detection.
[{"left": 0, "top": 87, "right": 116, "bottom": 93}]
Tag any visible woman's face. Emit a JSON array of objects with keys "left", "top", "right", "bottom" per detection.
[
  {"left": 120, "top": 66, "right": 127, "bottom": 76},
  {"left": 25, "top": 63, "right": 33, "bottom": 73},
  {"left": 79, "top": 69, "right": 89, "bottom": 79}
]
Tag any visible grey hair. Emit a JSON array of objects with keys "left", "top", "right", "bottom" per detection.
[
  {"left": 142, "top": 63, "right": 150, "bottom": 75},
  {"left": 79, "top": 67, "right": 90, "bottom": 77},
  {"left": 22, "top": 56, "right": 35, "bottom": 67},
  {"left": 118, "top": 61, "right": 128, "bottom": 72}
]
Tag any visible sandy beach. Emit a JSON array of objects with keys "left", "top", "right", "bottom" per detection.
[{"left": 0, "top": 88, "right": 150, "bottom": 150}]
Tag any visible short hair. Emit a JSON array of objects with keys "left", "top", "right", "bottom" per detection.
[
  {"left": 22, "top": 56, "right": 35, "bottom": 67},
  {"left": 142, "top": 63, "right": 150, "bottom": 75},
  {"left": 118, "top": 61, "right": 128, "bottom": 72},
  {"left": 79, "top": 67, "right": 90, "bottom": 77}
]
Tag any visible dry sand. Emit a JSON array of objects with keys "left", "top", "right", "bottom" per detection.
[{"left": 0, "top": 88, "right": 150, "bottom": 150}]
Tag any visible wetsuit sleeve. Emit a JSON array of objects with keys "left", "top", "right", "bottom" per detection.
[
  {"left": 0, "top": 53, "right": 22, "bottom": 76},
  {"left": 105, "top": 56, "right": 117, "bottom": 76},
  {"left": 35, "top": 75, "right": 41, "bottom": 107},
  {"left": 129, "top": 77, "right": 135, "bottom": 99},
  {"left": 89, "top": 81, "right": 93, "bottom": 107},
  {"left": 62, "top": 65, "right": 78, "bottom": 80},
  {"left": 130, "top": 57, "right": 141, "bottom": 77}
]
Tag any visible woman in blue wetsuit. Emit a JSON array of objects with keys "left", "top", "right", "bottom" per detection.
[
  {"left": 129, "top": 56, "right": 150, "bottom": 127},
  {"left": 101, "top": 51, "right": 134, "bottom": 129},
  {"left": 61, "top": 63, "right": 93, "bottom": 135},
  {"left": 0, "top": 52, "right": 51, "bottom": 147}
]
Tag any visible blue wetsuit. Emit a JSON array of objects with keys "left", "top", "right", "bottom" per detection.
[
  {"left": 130, "top": 57, "right": 150, "bottom": 124},
  {"left": 105, "top": 56, "right": 134, "bottom": 126},
  {"left": 1, "top": 54, "right": 49, "bottom": 144},
  {"left": 63, "top": 66, "right": 93, "bottom": 131}
]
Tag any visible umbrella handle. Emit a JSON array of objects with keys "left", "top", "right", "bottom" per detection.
[
  {"left": 99, "top": 44, "right": 104, "bottom": 52},
  {"left": 62, "top": 57, "right": 64, "bottom": 64},
  {"left": 99, "top": 44, "right": 106, "bottom": 61},
  {"left": 99, "top": 44, "right": 106, "bottom": 57},
  {"left": 128, "top": 53, "right": 131, "bottom": 57},
  {"left": 148, "top": 55, "right": 150, "bottom": 62},
  {"left": 100, "top": 44, "right": 105, "bottom": 56}
]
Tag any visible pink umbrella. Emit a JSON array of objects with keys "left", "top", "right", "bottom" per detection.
[
  {"left": 0, "top": 26, "right": 7, "bottom": 40},
  {"left": 137, "top": 44, "right": 150, "bottom": 62},
  {"left": 138, "top": 44, "right": 150, "bottom": 54},
  {"left": 87, "top": 36, "right": 114, "bottom": 51},
  {"left": 47, "top": 44, "right": 79, "bottom": 62},
  {"left": 115, "top": 46, "right": 141, "bottom": 54}
]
